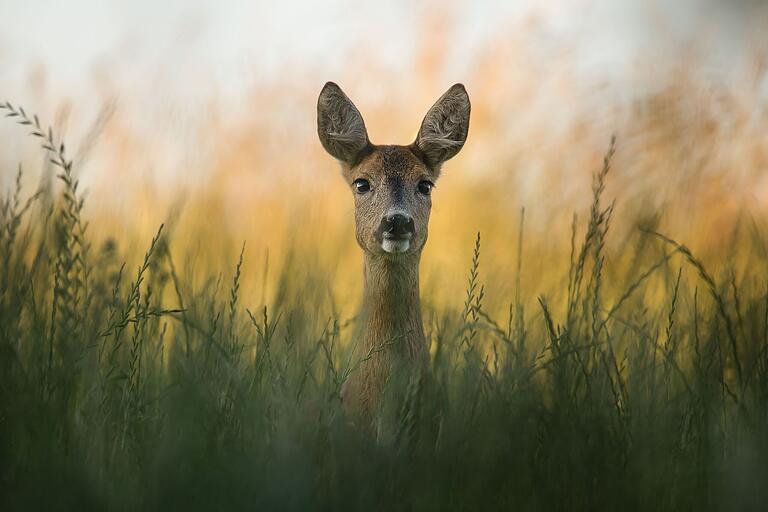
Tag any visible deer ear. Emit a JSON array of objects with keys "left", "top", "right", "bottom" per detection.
[
  {"left": 413, "top": 84, "right": 470, "bottom": 169},
  {"left": 317, "top": 82, "right": 371, "bottom": 165}
]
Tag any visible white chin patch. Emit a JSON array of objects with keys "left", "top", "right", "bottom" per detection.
[{"left": 382, "top": 239, "right": 410, "bottom": 254}]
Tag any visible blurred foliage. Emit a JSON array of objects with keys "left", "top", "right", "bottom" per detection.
[{"left": 1, "top": 108, "right": 767, "bottom": 509}]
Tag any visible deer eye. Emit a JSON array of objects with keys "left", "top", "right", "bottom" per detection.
[
  {"left": 417, "top": 180, "right": 433, "bottom": 196},
  {"left": 353, "top": 178, "right": 371, "bottom": 194}
]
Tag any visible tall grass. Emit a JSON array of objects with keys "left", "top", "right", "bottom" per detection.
[{"left": 1, "top": 104, "right": 767, "bottom": 511}]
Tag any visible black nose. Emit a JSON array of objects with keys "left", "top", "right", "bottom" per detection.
[{"left": 382, "top": 213, "right": 414, "bottom": 237}]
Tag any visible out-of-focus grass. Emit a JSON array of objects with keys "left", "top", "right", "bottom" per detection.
[
  {"left": 1, "top": 13, "right": 768, "bottom": 508},
  {"left": 3, "top": 13, "right": 766, "bottom": 317},
  {"left": 1, "top": 97, "right": 768, "bottom": 510}
]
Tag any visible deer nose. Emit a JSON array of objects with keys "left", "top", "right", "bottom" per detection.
[{"left": 381, "top": 213, "right": 414, "bottom": 238}]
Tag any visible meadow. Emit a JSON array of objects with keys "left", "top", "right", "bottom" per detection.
[
  {"left": 1, "top": 89, "right": 768, "bottom": 511},
  {"left": 1, "top": 8, "right": 768, "bottom": 505}
]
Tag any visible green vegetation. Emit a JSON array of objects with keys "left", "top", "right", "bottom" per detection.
[{"left": 1, "top": 106, "right": 767, "bottom": 510}]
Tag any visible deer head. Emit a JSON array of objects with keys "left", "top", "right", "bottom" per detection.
[{"left": 317, "top": 82, "right": 470, "bottom": 257}]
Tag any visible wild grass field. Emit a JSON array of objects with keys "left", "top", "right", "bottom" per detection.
[
  {"left": 2, "top": 5, "right": 768, "bottom": 507},
  {"left": 1, "top": 90, "right": 768, "bottom": 511}
]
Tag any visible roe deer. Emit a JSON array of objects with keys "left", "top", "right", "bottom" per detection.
[{"left": 317, "top": 82, "right": 470, "bottom": 418}]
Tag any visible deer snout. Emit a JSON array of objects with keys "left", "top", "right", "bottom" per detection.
[
  {"left": 377, "top": 211, "right": 415, "bottom": 254},
  {"left": 381, "top": 213, "right": 414, "bottom": 239}
]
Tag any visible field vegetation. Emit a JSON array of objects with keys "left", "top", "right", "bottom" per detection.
[{"left": 1, "top": 93, "right": 767, "bottom": 509}]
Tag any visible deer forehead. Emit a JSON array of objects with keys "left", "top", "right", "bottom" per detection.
[{"left": 350, "top": 145, "right": 428, "bottom": 182}]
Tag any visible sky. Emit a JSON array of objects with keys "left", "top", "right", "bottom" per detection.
[{"left": 2, "top": 0, "right": 764, "bottom": 103}]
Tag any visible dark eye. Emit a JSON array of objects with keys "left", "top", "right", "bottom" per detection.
[
  {"left": 417, "top": 180, "right": 434, "bottom": 196},
  {"left": 353, "top": 178, "right": 371, "bottom": 194}
]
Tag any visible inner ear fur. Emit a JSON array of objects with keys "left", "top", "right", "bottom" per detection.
[
  {"left": 317, "top": 82, "right": 371, "bottom": 165},
  {"left": 413, "top": 83, "right": 470, "bottom": 170}
]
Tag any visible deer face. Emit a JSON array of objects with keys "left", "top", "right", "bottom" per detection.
[{"left": 317, "top": 82, "right": 470, "bottom": 256}]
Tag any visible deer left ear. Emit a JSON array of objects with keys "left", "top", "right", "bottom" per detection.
[
  {"left": 317, "top": 82, "right": 371, "bottom": 166},
  {"left": 413, "top": 84, "right": 471, "bottom": 170}
]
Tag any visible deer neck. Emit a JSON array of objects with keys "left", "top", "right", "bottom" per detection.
[{"left": 360, "top": 251, "right": 426, "bottom": 360}]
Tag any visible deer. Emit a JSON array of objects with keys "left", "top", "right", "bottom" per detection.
[{"left": 317, "top": 82, "right": 471, "bottom": 420}]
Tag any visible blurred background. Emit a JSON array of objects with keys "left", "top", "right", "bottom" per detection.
[{"left": 1, "top": 0, "right": 767, "bottom": 317}]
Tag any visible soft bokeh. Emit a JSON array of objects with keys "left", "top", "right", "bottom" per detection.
[
  {"left": 2, "top": 0, "right": 767, "bottom": 320},
  {"left": 4, "top": 5, "right": 768, "bottom": 506}
]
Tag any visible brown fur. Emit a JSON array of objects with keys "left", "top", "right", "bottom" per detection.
[{"left": 317, "top": 82, "right": 470, "bottom": 418}]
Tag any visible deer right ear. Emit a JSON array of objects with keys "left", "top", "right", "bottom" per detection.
[
  {"left": 317, "top": 82, "right": 371, "bottom": 166},
  {"left": 413, "top": 84, "right": 470, "bottom": 170}
]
